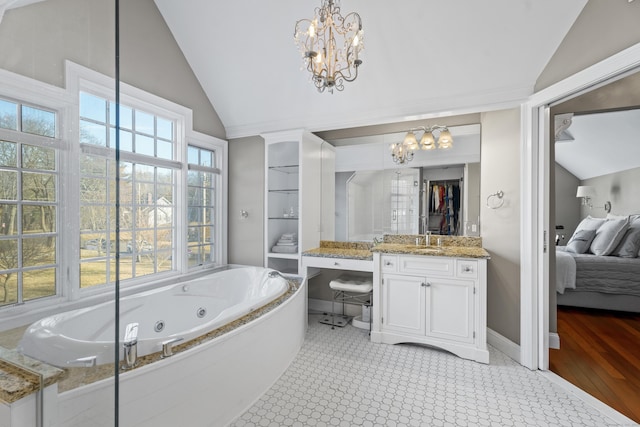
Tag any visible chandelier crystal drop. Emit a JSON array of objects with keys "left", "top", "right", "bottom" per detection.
[
  {"left": 294, "top": 0, "right": 364, "bottom": 93},
  {"left": 391, "top": 126, "right": 454, "bottom": 165}
]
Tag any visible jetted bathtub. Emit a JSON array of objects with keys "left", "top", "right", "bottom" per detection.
[{"left": 18, "top": 265, "right": 290, "bottom": 368}]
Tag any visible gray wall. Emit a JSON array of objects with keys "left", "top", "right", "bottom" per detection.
[
  {"left": 480, "top": 108, "right": 521, "bottom": 344},
  {"left": 227, "top": 136, "right": 265, "bottom": 266},
  {"left": 580, "top": 166, "right": 640, "bottom": 218},
  {"left": 555, "top": 164, "right": 581, "bottom": 246},
  {"left": 536, "top": 0, "right": 640, "bottom": 91},
  {"left": 0, "top": 0, "right": 225, "bottom": 140}
]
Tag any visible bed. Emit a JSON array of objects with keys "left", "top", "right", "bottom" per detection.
[{"left": 555, "top": 214, "right": 640, "bottom": 313}]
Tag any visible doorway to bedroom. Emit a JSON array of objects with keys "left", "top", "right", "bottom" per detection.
[{"left": 548, "top": 71, "right": 640, "bottom": 424}]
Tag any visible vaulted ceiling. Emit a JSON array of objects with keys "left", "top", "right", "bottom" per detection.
[{"left": 154, "top": 0, "right": 588, "bottom": 139}]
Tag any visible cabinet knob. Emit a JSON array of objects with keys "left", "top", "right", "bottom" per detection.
[
  {"left": 421, "top": 282, "right": 431, "bottom": 287},
  {"left": 385, "top": 261, "right": 392, "bottom": 266},
  {"left": 334, "top": 262, "right": 339, "bottom": 266},
  {"left": 463, "top": 266, "right": 473, "bottom": 272}
]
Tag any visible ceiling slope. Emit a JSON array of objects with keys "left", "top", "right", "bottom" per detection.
[{"left": 154, "top": 0, "right": 587, "bottom": 138}]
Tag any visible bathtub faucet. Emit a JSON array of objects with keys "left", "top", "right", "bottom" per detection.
[
  {"left": 122, "top": 322, "right": 139, "bottom": 370},
  {"left": 268, "top": 270, "right": 287, "bottom": 280}
]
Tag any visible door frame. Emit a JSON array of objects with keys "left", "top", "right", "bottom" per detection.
[{"left": 520, "top": 42, "right": 640, "bottom": 369}]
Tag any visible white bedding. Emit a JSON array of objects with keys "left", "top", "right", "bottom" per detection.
[{"left": 555, "top": 248, "right": 576, "bottom": 294}]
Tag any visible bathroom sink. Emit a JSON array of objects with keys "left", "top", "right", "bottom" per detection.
[{"left": 401, "top": 245, "right": 443, "bottom": 254}]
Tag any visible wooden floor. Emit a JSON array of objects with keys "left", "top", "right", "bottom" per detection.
[{"left": 550, "top": 306, "right": 640, "bottom": 423}]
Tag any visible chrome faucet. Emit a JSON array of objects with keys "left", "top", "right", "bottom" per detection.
[
  {"left": 268, "top": 270, "right": 287, "bottom": 280},
  {"left": 161, "top": 337, "right": 183, "bottom": 358},
  {"left": 122, "top": 322, "right": 139, "bottom": 370},
  {"left": 424, "top": 231, "right": 432, "bottom": 246}
]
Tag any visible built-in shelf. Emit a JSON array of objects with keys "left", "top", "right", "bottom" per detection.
[
  {"left": 268, "top": 252, "right": 299, "bottom": 260},
  {"left": 268, "top": 217, "right": 299, "bottom": 220},
  {"left": 268, "top": 189, "right": 299, "bottom": 194},
  {"left": 269, "top": 165, "right": 299, "bottom": 174}
]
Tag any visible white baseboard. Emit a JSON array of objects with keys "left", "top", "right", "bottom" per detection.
[
  {"left": 487, "top": 328, "right": 521, "bottom": 363},
  {"left": 549, "top": 332, "right": 560, "bottom": 349}
]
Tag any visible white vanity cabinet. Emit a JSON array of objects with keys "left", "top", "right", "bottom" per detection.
[{"left": 371, "top": 253, "right": 489, "bottom": 364}]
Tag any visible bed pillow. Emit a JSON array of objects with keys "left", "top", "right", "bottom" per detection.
[
  {"left": 565, "top": 216, "right": 605, "bottom": 252},
  {"left": 611, "top": 228, "right": 640, "bottom": 258},
  {"left": 565, "top": 229, "right": 598, "bottom": 254},
  {"left": 589, "top": 217, "right": 630, "bottom": 256},
  {"left": 611, "top": 216, "right": 640, "bottom": 258}
]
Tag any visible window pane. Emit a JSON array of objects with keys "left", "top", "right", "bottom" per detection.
[
  {"left": 22, "top": 172, "right": 56, "bottom": 201},
  {"left": 201, "top": 150, "right": 213, "bottom": 167},
  {"left": 22, "top": 237, "right": 56, "bottom": 267},
  {"left": 188, "top": 207, "right": 202, "bottom": 223},
  {"left": 80, "top": 178, "right": 108, "bottom": 203},
  {"left": 0, "top": 172, "right": 18, "bottom": 200},
  {"left": 156, "top": 117, "right": 173, "bottom": 140},
  {"left": 80, "top": 120, "right": 107, "bottom": 146},
  {"left": 157, "top": 167, "right": 172, "bottom": 184},
  {"left": 118, "top": 129, "right": 133, "bottom": 152},
  {"left": 135, "top": 134, "right": 154, "bottom": 156},
  {"left": 80, "top": 206, "right": 108, "bottom": 231},
  {"left": 0, "top": 99, "right": 17, "bottom": 131},
  {"left": 23, "top": 268, "right": 56, "bottom": 301},
  {"left": 157, "top": 140, "right": 172, "bottom": 160},
  {"left": 134, "top": 163, "right": 153, "bottom": 181},
  {"left": 80, "top": 92, "right": 107, "bottom": 123},
  {"left": 0, "top": 271, "right": 17, "bottom": 306},
  {"left": 22, "top": 205, "right": 56, "bottom": 232},
  {"left": 135, "top": 110, "right": 154, "bottom": 135},
  {"left": 110, "top": 102, "right": 133, "bottom": 129},
  {"left": 157, "top": 184, "right": 173, "bottom": 202},
  {"left": 22, "top": 145, "right": 55, "bottom": 171},
  {"left": 0, "top": 205, "right": 18, "bottom": 234},
  {"left": 21, "top": 106, "right": 55, "bottom": 138},
  {"left": 80, "top": 154, "right": 107, "bottom": 176},
  {"left": 0, "top": 141, "right": 17, "bottom": 167},
  {"left": 187, "top": 146, "right": 198, "bottom": 165},
  {"left": 80, "top": 261, "right": 107, "bottom": 288}
]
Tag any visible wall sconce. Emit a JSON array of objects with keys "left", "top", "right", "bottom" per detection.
[{"left": 576, "top": 186, "right": 611, "bottom": 213}]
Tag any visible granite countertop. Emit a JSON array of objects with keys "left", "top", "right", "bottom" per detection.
[
  {"left": 303, "top": 237, "right": 490, "bottom": 260},
  {"left": 0, "top": 347, "right": 65, "bottom": 403},
  {"left": 370, "top": 243, "right": 490, "bottom": 259},
  {"left": 302, "top": 241, "right": 373, "bottom": 260}
]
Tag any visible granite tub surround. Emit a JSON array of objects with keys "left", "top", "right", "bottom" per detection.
[
  {"left": 0, "top": 347, "right": 64, "bottom": 403},
  {"left": 302, "top": 240, "right": 374, "bottom": 260},
  {"left": 0, "top": 277, "right": 302, "bottom": 395},
  {"left": 372, "top": 234, "right": 490, "bottom": 259}
]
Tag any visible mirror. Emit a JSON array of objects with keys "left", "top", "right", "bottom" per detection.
[{"left": 326, "top": 124, "right": 481, "bottom": 241}]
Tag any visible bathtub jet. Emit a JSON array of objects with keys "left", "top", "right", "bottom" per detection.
[{"left": 18, "top": 266, "right": 291, "bottom": 368}]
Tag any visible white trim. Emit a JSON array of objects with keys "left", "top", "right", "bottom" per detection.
[
  {"left": 522, "top": 42, "right": 640, "bottom": 370},
  {"left": 487, "top": 328, "right": 521, "bottom": 364},
  {"left": 539, "top": 371, "right": 637, "bottom": 426},
  {"left": 549, "top": 332, "right": 560, "bottom": 350},
  {"left": 230, "top": 89, "right": 530, "bottom": 139}
]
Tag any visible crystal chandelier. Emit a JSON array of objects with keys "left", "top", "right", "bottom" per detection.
[
  {"left": 390, "top": 126, "right": 453, "bottom": 164},
  {"left": 293, "top": 0, "right": 364, "bottom": 93}
]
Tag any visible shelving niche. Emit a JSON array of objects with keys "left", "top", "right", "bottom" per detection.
[{"left": 263, "top": 130, "right": 335, "bottom": 275}]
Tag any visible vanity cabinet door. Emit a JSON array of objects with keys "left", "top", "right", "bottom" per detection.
[
  {"left": 425, "top": 277, "right": 475, "bottom": 344},
  {"left": 381, "top": 274, "right": 426, "bottom": 336}
]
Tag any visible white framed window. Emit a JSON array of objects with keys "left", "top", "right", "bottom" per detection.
[
  {"left": 0, "top": 62, "right": 227, "bottom": 315},
  {"left": 0, "top": 97, "right": 60, "bottom": 307}
]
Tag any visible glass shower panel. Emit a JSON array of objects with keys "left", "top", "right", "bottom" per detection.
[
  {"left": 389, "top": 169, "right": 420, "bottom": 235},
  {"left": 0, "top": 0, "right": 116, "bottom": 425}
]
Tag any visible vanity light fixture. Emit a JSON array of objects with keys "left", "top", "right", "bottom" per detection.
[
  {"left": 576, "top": 185, "right": 612, "bottom": 213},
  {"left": 294, "top": 0, "right": 364, "bottom": 93},
  {"left": 390, "top": 125, "right": 453, "bottom": 164}
]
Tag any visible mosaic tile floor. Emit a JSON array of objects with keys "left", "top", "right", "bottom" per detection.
[{"left": 232, "top": 313, "right": 636, "bottom": 427}]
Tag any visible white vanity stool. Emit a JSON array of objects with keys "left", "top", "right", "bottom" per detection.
[{"left": 321, "top": 273, "right": 373, "bottom": 331}]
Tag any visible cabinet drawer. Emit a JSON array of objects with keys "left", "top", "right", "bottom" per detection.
[
  {"left": 399, "top": 256, "right": 454, "bottom": 277},
  {"left": 302, "top": 256, "right": 373, "bottom": 272},
  {"left": 381, "top": 255, "right": 398, "bottom": 273},
  {"left": 456, "top": 260, "right": 478, "bottom": 279}
]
